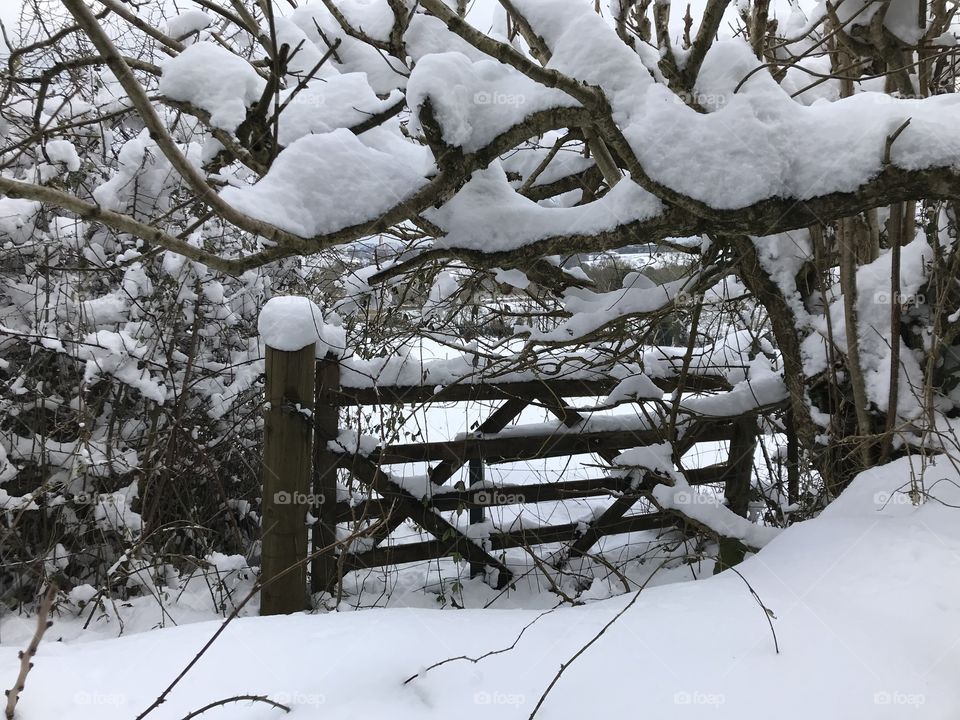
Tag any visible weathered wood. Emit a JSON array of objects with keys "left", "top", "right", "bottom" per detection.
[
  {"left": 331, "top": 374, "right": 730, "bottom": 406},
  {"left": 567, "top": 494, "right": 642, "bottom": 557},
  {"left": 356, "top": 397, "right": 530, "bottom": 572},
  {"left": 370, "top": 423, "right": 733, "bottom": 464},
  {"left": 342, "top": 454, "right": 515, "bottom": 588},
  {"left": 495, "top": 510, "right": 669, "bottom": 548},
  {"left": 562, "top": 412, "right": 740, "bottom": 559},
  {"left": 339, "top": 511, "right": 672, "bottom": 572},
  {"left": 714, "top": 416, "right": 757, "bottom": 573},
  {"left": 331, "top": 464, "right": 729, "bottom": 520},
  {"left": 536, "top": 390, "right": 642, "bottom": 561},
  {"left": 468, "top": 457, "right": 484, "bottom": 578},
  {"left": 291, "top": 355, "right": 768, "bottom": 589},
  {"left": 427, "top": 397, "right": 528, "bottom": 485},
  {"left": 261, "top": 343, "right": 315, "bottom": 615},
  {"left": 311, "top": 357, "right": 341, "bottom": 594}
]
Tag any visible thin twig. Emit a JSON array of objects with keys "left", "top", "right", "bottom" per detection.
[
  {"left": 178, "top": 694, "right": 289, "bottom": 720},
  {"left": 4, "top": 584, "right": 57, "bottom": 720}
]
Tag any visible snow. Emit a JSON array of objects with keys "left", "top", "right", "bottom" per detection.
[
  {"left": 258, "top": 295, "right": 346, "bottom": 356},
  {"left": 605, "top": 373, "right": 665, "bottom": 405},
  {"left": 0, "top": 441, "right": 14, "bottom": 484},
  {"left": 508, "top": 1, "right": 960, "bottom": 211},
  {"left": 275, "top": 75, "right": 403, "bottom": 147},
  {"left": 501, "top": 135, "right": 595, "bottom": 188},
  {"left": 328, "top": 428, "right": 379, "bottom": 456},
  {"left": 427, "top": 163, "right": 662, "bottom": 253},
  {"left": 801, "top": 234, "right": 932, "bottom": 419},
  {"left": 653, "top": 474, "right": 781, "bottom": 549},
  {"left": 636, "top": 44, "right": 960, "bottom": 208},
  {"left": 166, "top": 10, "right": 213, "bottom": 40},
  {"left": 340, "top": 346, "right": 663, "bottom": 393},
  {"left": 94, "top": 487, "right": 143, "bottom": 534},
  {"left": 220, "top": 129, "right": 429, "bottom": 238},
  {"left": 493, "top": 267, "right": 531, "bottom": 290},
  {"left": 159, "top": 41, "right": 265, "bottom": 132},
  {"left": 751, "top": 229, "right": 813, "bottom": 321},
  {"left": 613, "top": 442, "right": 679, "bottom": 478},
  {"left": 817, "top": 0, "right": 927, "bottom": 46},
  {"left": 80, "top": 330, "right": 166, "bottom": 404},
  {"left": 682, "top": 356, "right": 788, "bottom": 417},
  {"left": 531, "top": 275, "right": 693, "bottom": 342},
  {"left": 406, "top": 51, "right": 580, "bottom": 152},
  {"left": 5, "top": 3, "right": 960, "bottom": 717},
  {"left": 0, "top": 198, "right": 39, "bottom": 245},
  {"left": 44, "top": 139, "right": 80, "bottom": 171},
  {"left": 477, "top": 413, "right": 645, "bottom": 439},
  {"left": 288, "top": 4, "right": 408, "bottom": 96},
  {"left": 4, "top": 455, "right": 960, "bottom": 719},
  {"left": 422, "top": 270, "right": 460, "bottom": 319},
  {"left": 8, "top": 434, "right": 138, "bottom": 479},
  {"left": 92, "top": 131, "right": 185, "bottom": 214}
]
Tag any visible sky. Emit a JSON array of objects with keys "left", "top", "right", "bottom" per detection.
[
  {"left": 0, "top": 0, "right": 815, "bottom": 42},
  {"left": 0, "top": 1, "right": 20, "bottom": 31}
]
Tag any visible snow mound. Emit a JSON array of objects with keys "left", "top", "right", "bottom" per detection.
[
  {"left": 160, "top": 41, "right": 265, "bottom": 131},
  {"left": 258, "top": 295, "right": 346, "bottom": 357},
  {"left": 166, "top": 10, "right": 212, "bottom": 40},
  {"left": 2, "top": 455, "right": 959, "bottom": 718},
  {"left": 428, "top": 163, "right": 662, "bottom": 253},
  {"left": 220, "top": 129, "right": 428, "bottom": 238},
  {"left": 407, "top": 51, "right": 580, "bottom": 152}
]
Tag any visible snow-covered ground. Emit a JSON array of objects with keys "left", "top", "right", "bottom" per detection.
[{"left": 1, "top": 455, "right": 958, "bottom": 719}]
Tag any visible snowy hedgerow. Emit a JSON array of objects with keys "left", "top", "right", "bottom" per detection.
[{"left": 0, "top": 0, "right": 958, "bottom": 610}]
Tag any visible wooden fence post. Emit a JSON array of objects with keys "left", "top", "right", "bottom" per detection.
[
  {"left": 715, "top": 416, "right": 757, "bottom": 574},
  {"left": 468, "top": 348, "right": 485, "bottom": 579},
  {"left": 312, "top": 357, "right": 341, "bottom": 594},
  {"left": 468, "top": 457, "right": 485, "bottom": 578},
  {"left": 261, "top": 341, "right": 315, "bottom": 615}
]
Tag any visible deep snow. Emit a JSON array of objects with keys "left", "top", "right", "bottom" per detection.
[{"left": 1, "top": 455, "right": 958, "bottom": 719}]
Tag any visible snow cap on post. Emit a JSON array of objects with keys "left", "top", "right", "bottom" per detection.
[{"left": 258, "top": 295, "right": 346, "bottom": 357}]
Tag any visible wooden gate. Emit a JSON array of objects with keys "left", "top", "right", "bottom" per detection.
[{"left": 259, "top": 342, "right": 769, "bottom": 615}]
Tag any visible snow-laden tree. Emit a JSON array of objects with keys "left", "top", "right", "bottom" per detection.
[{"left": 0, "top": 0, "right": 958, "bottom": 599}]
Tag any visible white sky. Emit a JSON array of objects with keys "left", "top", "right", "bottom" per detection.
[
  {"left": 0, "top": 0, "right": 21, "bottom": 31},
  {"left": 0, "top": 0, "right": 814, "bottom": 40}
]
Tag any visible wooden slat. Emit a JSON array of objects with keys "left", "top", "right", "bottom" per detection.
[
  {"left": 560, "top": 411, "right": 741, "bottom": 558},
  {"left": 331, "top": 375, "right": 730, "bottom": 407},
  {"left": 362, "top": 397, "right": 531, "bottom": 563},
  {"left": 369, "top": 423, "right": 733, "bottom": 465},
  {"left": 339, "top": 511, "right": 672, "bottom": 573},
  {"left": 341, "top": 454, "right": 515, "bottom": 588},
  {"left": 332, "top": 464, "right": 728, "bottom": 521},
  {"left": 428, "top": 397, "right": 528, "bottom": 485}
]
